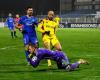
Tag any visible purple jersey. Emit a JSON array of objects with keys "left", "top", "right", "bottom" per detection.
[
  {"left": 29, "top": 48, "right": 81, "bottom": 71},
  {"left": 29, "top": 48, "right": 69, "bottom": 68}
]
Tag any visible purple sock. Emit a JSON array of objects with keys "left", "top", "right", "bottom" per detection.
[{"left": 70, "top": 62, "right": 79, "bottom": 70}]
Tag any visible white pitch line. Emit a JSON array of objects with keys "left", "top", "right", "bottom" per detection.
[{"left": 0, "top": 46, "right": 22, "bottom": 50}]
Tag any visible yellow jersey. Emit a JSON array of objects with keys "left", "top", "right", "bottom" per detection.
[
  {"left": 38, "top": 19, "right": 58, "bottom": 36},
  {"left": 54, "top": 17, "right": 60, "bottom": 25}
]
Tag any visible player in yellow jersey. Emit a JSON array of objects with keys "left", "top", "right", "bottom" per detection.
[{"left": 38, "top": 11, "right": 62, "bottom": 67}]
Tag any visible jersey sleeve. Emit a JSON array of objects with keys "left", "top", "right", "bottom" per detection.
[
  {"left": 34, "top": 18, "right": 38, "bottom": 25},
  {"left": 54, "top": 18, "right": 60, "bottom": 28},
  {"left": 29, "top": 56, "right": 40, "bottom": 68},
  {"left": 37, "top": 20, "right": 45, "bottom": 33}
]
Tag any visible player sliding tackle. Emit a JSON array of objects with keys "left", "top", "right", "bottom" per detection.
[{"left": 28, "top": 44, "right": 89, "bottom": 71}]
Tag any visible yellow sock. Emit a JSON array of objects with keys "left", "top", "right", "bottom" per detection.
[{"left": 47, "top": 59, "right": 52, "bottom": 67}]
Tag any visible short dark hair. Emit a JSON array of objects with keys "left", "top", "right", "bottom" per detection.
[
  {"left": 28, "top": 43, "right": 39, "bottom": 49},
  {"left": 26, "top": 6, "right": 33, "bottom": 10},
  {"left": 48, "top": 10, "right": 53, "bottom": 13},
  {"left": 28, "top": 43, "right": 34, "bottom": 47}
]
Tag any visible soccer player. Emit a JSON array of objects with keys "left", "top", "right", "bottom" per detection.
[
  {"left": 19, "top": 7, "right": 38, "bottom": 65},
  {"left": 38, "top": 11, "right": 62, "bottom": 67},
  {"left": 15, "top": 14, "right": 22, "bottom": 31},
  {"left": 6, "top": 13, "right": 17, "bottom": 38},
  {"left": 28, "top": 44, "right": 89, "bottom": 71}
]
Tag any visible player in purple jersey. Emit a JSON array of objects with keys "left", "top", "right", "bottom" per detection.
[
  {"left": 18, "top": 7, "right": 38, "bottom": 65},
  {"left": 28, "top": 44, "right": 89, "bottom": 71}
]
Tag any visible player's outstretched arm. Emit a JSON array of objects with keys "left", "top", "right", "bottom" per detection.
[
  {"left": 29, "top": 56, "right": 40, "bottom": 68},
  {"left": 37, "top": 21, "right": 45, "bottom": 33}
]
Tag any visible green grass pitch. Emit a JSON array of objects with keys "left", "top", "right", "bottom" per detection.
[{"left": 0, "top": 28, "right": 100, "bottom": 80}]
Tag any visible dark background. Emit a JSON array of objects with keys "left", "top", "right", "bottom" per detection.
[{"left": 0, "top": 0, "right": 60, "bottom": 17}]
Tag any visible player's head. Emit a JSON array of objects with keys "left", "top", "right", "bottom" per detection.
[
  {"left": 8, "top": 13, "right": 12, "bottom": 17},
  {"left": 16, "top": 14, "right": 20, "bottom": 18},
  {"left": 47, "top": 10, "right": 55, "bottom": 20},
  {"left": 26, "top": 7, "right": 33, "bottom": 16},
  {"left": 28, "top": 43, "right": 36, "bottom": 54}
]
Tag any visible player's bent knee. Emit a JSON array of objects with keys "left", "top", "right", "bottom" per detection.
[
  {"left": 56, "top": 61, "right": 64, "bottom": 69},
  {"left": 55, "top": 47, "right": 62, "bottom": 51},
  {"left": 57, "top": 48, "right": 62, "bottom": 51},
  {"left": 44, "top": 42, "right": 50, "bottom": 49},
  {"left": 54, "top": 42, "right": 62, "bottom": 51},
  {"left": 55, "top": 45, "right": 62, "bottom": 51}
]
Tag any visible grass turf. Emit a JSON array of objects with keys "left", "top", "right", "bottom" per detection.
[{"left": 0, "top": 28, "right": 100, "bottom": 80}]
